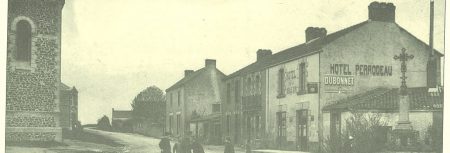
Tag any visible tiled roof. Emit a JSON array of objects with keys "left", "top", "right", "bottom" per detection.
[
  {"left": 225, "top": 21, "right": 444, "bottom": 80},
  {"left": 166, "top": 68, "right": 226, "bottom": 92},
  {"left": 225, "top": 21, "right": 369, "bottom": 80},
  {"left": 60, "top": 82, "right": 71, "bottom": 90},
  {"left": 166, "top": 68, "right": 206, "bottom": 92},
  {"left": 112, "top": 110, "right": 133, "bottom": 119},
  {"left": 323, "top": 87, "right": 443, "bottom": 111}
]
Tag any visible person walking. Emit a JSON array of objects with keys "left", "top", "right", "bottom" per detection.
[
  {"left": 224, "top": 137, "right": 235, "bottom": 153},
  {"left": 159, "top": 133, "right": 172, "bottom": 153},
  {"left": 191, "top": 138, "right": 205, "bottom": 153},
  {"left": 173, "top": 137, "right": 182, "bottom": 153},
  {"left": 245, "top": 139, "right": 252, "bottom": 153},
  {"left": 181, "top": 136, "right": 192, "bottom": 153}
]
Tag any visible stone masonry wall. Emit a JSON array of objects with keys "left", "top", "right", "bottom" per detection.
[
  {"left": 6, "top": 132, "right": 56, "bottom": 142},
  {"left": 60, "top": 89, "right": 72, "bottom": 129},
  {"left": 6, "top": 0, "right": 64, "bottom": 142},
  {"left": 6, "top": 115, "right": 56, "bottom": 127}
]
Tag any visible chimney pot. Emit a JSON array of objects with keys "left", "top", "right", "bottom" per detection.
[
  {"left": 305, "top": 27, "right": 327, "bottom": 42},
  {"left": 257, "top": 49, "right": 272, "bottom": 61},
  {"left": 205, "top": 59, "right": 216, "bottom": 68},
  {"left": 368, "top": 1, "right": 396, "bottom": 22},
  {"left": 184, "top": 70, "right": 194, "bottom": 77}
]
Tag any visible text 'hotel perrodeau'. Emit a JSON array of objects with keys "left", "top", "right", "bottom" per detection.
[{"left": 165, "top": 1, "right": 443, "bottom": 152}]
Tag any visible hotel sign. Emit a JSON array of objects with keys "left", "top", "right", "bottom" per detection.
[
  {"left": 329, "top": 64, "right": 393, "bottom": 76},
  {"left": 324, "top": 64, "right": 393, "bottom": 92}
]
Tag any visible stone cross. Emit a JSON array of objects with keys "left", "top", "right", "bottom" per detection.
[
  {"left": 393, "top": 48, "right": 414, "bottom": 132},
  {"left": 394, "top": 48, "right": 414, "bottom": 95}
]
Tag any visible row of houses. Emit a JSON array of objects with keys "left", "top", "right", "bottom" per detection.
[
  {"left": 165, "top": 2, "right": 443, "bottom": 152},
  {"left": 110, "top": 108, "right": 165, "bottom": 138}
]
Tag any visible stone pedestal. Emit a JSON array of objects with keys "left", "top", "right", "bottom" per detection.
[
  {"left": 395, "top": 95, "right": 412, "bottom": 130},
  {"left": 393, "top": 95, "right": 415, "bottom": 147}
]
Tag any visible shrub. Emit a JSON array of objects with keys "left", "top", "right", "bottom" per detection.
[
  {"left": 97, "top": 115, "right": 112, "bottom": 131},
  {"left": 321, "top": 113, "right": 387, "bottom": 153}
]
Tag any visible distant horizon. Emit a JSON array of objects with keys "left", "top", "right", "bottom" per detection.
[{"left": 59, "top": 0, "right": 445, "bottom": 124}]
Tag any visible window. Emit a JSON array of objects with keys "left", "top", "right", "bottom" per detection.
[
  {"left": 212, "top": 104, "right": 221, "bottom": 113},
  {"left": 176, "top": 114, "right": 181, "bottom": 134},
  {"left": 247, "top": 78, "right": 252, "bottom": 93},
  {"left": 226, "top": 83, "right": 231, "bottom": 103},
  {"left": 177, "top": 90, "right": 181, "bottom": 106},
  {"left": 227, "top": 115, "right": 231, "bottom": 135},
  {"left": 169, "top": 115, "right": 173, "bottom": 133},
  {"left": 170, "top": 93, "right": 173, "bottom": 106},
  {"left": 247, "top": 116, "right": 252, "bottom": 138},
  {"left": 255, "top": 75, "right": 260, "bottom": 93},
  {"left": 235, "top": 80, "right": 240, "bottom": 103},
  {"left": 16, "top": 20, "right": 32, "bottom": 62},
  {"left": 298, "top": 63, "right": 306, "bottom": 94},
  {"left": 277, "top": 111, "right": 287, "bottom": 137},
  {"left": 277, "top": 68, "right": 285, "bottom": 98},
  {"left": 255, "top": 115, "right": 260, "bottom": 138}
]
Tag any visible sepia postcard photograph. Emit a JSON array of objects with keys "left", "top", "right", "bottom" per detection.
[{"left": 1, "top": 0, "right": 448, "bottom": 153}]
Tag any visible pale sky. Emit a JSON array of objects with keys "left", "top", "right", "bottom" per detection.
[{"left": 59, "top": 0, "right": 445, "bottom": 124}]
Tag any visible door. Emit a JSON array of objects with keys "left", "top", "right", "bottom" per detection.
[
  {"left": 235, "top": 114, "right": 240, "bottom": 143},
  {"left": 213, "top": 123, "right": 222, "bottom": 144},
  {"left": 276, "top": 111, "right": 287, "bottom": 149},
  {"left": 330, "top": 111, "right": 341, "bottom": 141},
  {"left": 297, "top": 109, "right": 308, "bottom": 151},
  {"left": 247, "top": 116, "right": 252, "bottom": 139}
]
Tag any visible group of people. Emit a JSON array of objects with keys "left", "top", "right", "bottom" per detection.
[
  {"left": 159, "top": 133, "right": 245, "bottom": 153},
  {"left": 159, "top": 134, "right": 206, "bottom": 153}
]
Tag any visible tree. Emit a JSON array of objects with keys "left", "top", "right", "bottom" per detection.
[
  {"left": 97, "top": 115, "right": 112, "bottom": 131},
  {"left": 131, "top": 86, "right": 166, "bottom": 124}
]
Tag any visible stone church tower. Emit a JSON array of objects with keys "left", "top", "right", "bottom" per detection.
[{"left": 6, "top": 0, "right": 65, "bottom": 142}]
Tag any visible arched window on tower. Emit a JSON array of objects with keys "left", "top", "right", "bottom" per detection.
[{"left": 15, "top": 20, "right": 32, "bottom": 62}]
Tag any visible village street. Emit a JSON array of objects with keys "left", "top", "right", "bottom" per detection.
[{"left": 84, "top": 128, "right": 246, "bottom": 153}]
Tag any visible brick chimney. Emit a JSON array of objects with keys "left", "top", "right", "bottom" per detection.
[
  {"left": 368, "top": 2, "right": 396, "bottom": 22},
  {"left": 257, "top": 49, "right": 272, "bottom": 61},
  {"left": 184, "top": 70, "right": 194, "bottom": 77},
  {"left": 205, "top": 59, "right": 216, "bottom": 68},
  {"left": 305, "top": 27, "right": 327, "bottom": 42}
]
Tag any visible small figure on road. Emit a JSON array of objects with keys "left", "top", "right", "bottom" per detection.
[
  {"left": 181, "top": 136, "right": 192, "bottom": 153},
  {"left": 191, "top": 138, "right": 205, "bottom": 153},
  {"left": 173, "top": 136, "right": 182, "bottom": 153},
  {"left": 224, "top": 137, "right": 235, "bottom": 153},
  {"left": 245, "top": 139, "right": 251, "bottom": 153},
  {"left": 159, "top": 132, "right": 172, "bottom": 153}
]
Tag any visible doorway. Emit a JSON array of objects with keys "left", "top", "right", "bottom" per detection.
[
  {"left": 276, "top": 111, "right": 287, "bottom": 149},
  {"left": 296, "top": 109, "right": 308, "bottom": 151},
  {"left": 213, "top": 123, "right": 222, "bottom": 144}
]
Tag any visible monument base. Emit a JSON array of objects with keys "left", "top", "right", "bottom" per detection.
[
  {"left": 391, "top": 128, "right": 418, "bottom": 147},
  {"left": 394, "top": 121, "right": 412, "bottom": 130}
]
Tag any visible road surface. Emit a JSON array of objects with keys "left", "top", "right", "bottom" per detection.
[{"left": 85, "top": 128, "right": 245, "bottom": 153}]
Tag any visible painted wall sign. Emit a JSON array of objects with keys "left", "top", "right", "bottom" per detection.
[
  {"left": 329, "top": 64, "right": 393, "bottom": 76},
  {"left": 323, "top": 75, "right": 354, "bottom": 86},
  {"left": 324, "top": 63, "right": 392, "bottom": 93},
  {"left": 284, "top": 70, "right": 299, "bottom": 95}
]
